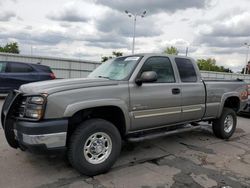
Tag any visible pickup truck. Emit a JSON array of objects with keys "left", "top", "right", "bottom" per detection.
[{"left": 1, "top": 54, "right": 248, "bottom": 176}]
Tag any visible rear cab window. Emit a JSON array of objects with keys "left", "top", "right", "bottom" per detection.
[
  {"left": 175, "top": 58, "right": 197, "bottom": 82},
  {"left": 6, "top": 62, "right": 34, "bottom": 73}
]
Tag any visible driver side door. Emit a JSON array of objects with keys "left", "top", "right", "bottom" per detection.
[{"left": 129, "top": 56, "right": 182, "bottom": 131}]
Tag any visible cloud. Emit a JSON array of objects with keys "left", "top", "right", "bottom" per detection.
[
  {"left": 31, "top": 31, "right": 68, "bottom": 44},
  {"left": 210, "top": 12, "right": 250, "bottom": 37},
  {"left": 195, "top": 36, "right": 247, "bottom": 48},
  {"left": 84, "top": 33, "right": 129, "bottom": 48},
  {"left": 95, "top": 0, "right": 209, "bottom": 14},
  {"left": 209, "top": 47, "right": 247, "bottom": 55},
  {"left": 0, "top": 0, "right": 17, "bottom": 5},
  {"left": 0, "top": 25, "right": 127, "bottom": 49},
  {"left": 95, "top": 10, "right": 162, "bottom": 38},
  {"left": 194, "top": 11, "right": 250, "bottom": 53},
  {"left": 47, "top": 7, "right": 89, "bottom": 22},
  {"left": 0, "top": 11, "right": 16, "bottom": 21},
  {"left": 0, "top": 28, "right": 67, "bottom": 45}
]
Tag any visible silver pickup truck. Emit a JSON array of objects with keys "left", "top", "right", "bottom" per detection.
[{"left": 1, "top": 54, "right": 248, "bottom": 176}]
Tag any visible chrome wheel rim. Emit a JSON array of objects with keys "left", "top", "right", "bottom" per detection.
[
  {"left": 224, "top": 115, "right": 234, "bottom": 133},
  {"left": 83, "top": 132, "right": 112, "bottom": 164}
]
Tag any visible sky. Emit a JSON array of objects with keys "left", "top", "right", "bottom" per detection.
[{"left": 0, "top": 0, "right": 250, "bottom": 72}]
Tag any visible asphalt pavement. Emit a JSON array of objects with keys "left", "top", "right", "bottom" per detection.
[{"left": 0, "top": 99, "right": 250, "bottom": 188}]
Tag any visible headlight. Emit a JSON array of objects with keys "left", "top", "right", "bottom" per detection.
[
  {"left": 29, "top": 96, "right": 45, "bottom": 105},
  {"left": 25, "top": 109, "right": 43, "bottom": 119},
  {"left": 20, "top": 95, "right": 47, "bottom": 120}
]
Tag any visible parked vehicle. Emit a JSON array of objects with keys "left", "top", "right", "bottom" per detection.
[
  {"left": 240, "top": 85, "right": 250, "bottom": 114},
  {"left": 1, "top": 54, "right": 248, "bottom": 176},
  {"left": 0, "top": 61, "right": 56, "bottom": 93}
]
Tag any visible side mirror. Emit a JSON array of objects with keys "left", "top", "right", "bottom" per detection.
[{"left": 135, "top": 71, "right": 158, "bottom": 86}]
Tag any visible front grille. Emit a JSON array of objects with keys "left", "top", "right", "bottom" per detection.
[
  {"left": 1, "top": 91, "right": 18, "bottom": 126},
  {"left": 17, "top": 97, "right": 27, "bottom": 118},
  {"left": 14, "top": 96, "right": 28, "bottom": 118},
  {"left": 2, "top": 91, "right": 16, "bottom": 114},
  {"left": 3, "top": 93, "right": 45, "bottom": 122},
  {"left": 1, "top": 90, "right": 22, "bottom": 128}
]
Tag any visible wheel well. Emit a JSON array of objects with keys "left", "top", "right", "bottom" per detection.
[
  {"left": 224, "top": 97, "right": 240, "bottom": 112},
  {"left": 67, "top": 106, "right": 126, "bottom": 142}
]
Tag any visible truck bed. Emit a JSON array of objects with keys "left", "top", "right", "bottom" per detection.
[{"left": 203, "top": 79, "right": 247, "bottom": 119}]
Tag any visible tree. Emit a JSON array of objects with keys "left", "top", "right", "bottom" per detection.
[
  {"left": 163, "top": 46, "right": 179, "bottom": 55},
  {"left": 101, "top": 51, "right": 123, "bottom": 62},
  {"left": 112, "top": 51, "right": 123, "bottom": 57},
  {"left": 196, "top": 58, "right": 233, "bottom": 73},
  {"left": 0, "top": 42, "right": 20, "bottom": 54},
  {"left": 101, "top": 56, "right": 112, "bottom": 62}
]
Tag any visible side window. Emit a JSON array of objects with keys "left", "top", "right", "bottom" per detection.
[
  {"left": 175, "top": 58, "right": 197, "bottom": 82},
  {"left": 0, "top": 62, "right": 7, "bottom": 73},
  {"left": 6, "top": 62, "right": 33, "bottom": 73},
  {"left": 140, "top": 57, "right": 175, "bottom": 83}
]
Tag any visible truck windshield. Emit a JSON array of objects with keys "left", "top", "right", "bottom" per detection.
[{"left": 88, "top": 56, "right": 141, "bottom": 80}]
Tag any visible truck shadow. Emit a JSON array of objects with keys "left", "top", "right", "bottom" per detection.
[{"left": 237, "top": 113, "right": 250, "bottom": 118}]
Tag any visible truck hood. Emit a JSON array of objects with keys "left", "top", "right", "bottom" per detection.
[{"left": 19, "top": 78, "right": 119, "bottom": 94}]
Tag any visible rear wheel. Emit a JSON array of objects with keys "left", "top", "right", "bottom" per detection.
[
  {"left": 68, "top": 118, "right": 121, "bottom": 176},
  {"left": 212, "top": 108, "right": 237, "bottom": 139}
]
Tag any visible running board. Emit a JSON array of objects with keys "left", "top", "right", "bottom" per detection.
[{"left": 126, "top": 125, "right": 202, "bottom": 142}]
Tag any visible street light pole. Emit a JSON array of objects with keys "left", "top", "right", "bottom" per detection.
[
  {"left": 244, "top": 43, "right": 250, "bottom": 74},
  {"left": 185, "top": 46, "right": 189, "bottom": 56},
  {"left": 132, "top": 15, "right": 136, "bottom": 54},
  {"left": 125, "top": 10, "right": 146, "bottom": 54}
]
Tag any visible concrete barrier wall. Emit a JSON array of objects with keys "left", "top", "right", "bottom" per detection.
[
  {"left": 0, "top": 52, "right": 100, "bottom": 79},
  {"left": 200, "top": 71, "right": 250, "bottom": 83}
]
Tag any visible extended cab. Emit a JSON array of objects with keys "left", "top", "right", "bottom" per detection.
[{"left": 1, "top": 54, "right": 248, "bottom": 176}]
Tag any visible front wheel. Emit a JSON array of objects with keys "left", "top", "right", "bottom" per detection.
[
  {"left": 212, "top": 108, "right": 237, "bottom": 139},
  {"left": 68, "top": 118, "right": 121, "bottom": 176}
]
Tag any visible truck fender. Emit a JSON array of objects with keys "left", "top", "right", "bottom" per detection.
[
  {"left": 217, "top": 92, "right": 240, "bottom": 118},
  {"left": 63, "top": 99, "right": 131, "bottom": 132}
]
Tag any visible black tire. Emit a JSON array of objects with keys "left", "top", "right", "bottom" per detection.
[
  {"left": 68, "top": 118, "right": 121, "bottom": 176},
  {"left": 212, "top": 108, "right": 237, "bottom": 139}
]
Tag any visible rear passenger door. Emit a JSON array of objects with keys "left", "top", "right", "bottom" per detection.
[
  {"left": 5, "top": 62, "right": 37, "bottom": 90},
  {"left": 175, "top": 58, "right": 206, "bottom": 122}
]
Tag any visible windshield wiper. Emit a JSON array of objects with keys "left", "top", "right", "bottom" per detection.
[{"left": 97, "top": 76, "right": 110, "bottom": 79}]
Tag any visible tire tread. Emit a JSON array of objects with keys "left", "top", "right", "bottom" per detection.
[
  {"left": 67, "top": 118, "right": 121, "bottom": 176},
  {"left": 212, "top": 107, "right": 237, "bottom": 139}
]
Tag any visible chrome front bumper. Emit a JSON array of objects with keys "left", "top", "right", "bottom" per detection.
[
  {"left": 12, "top": 119, "right": 68, "bottom": 153},
  {"left": 16, "top": 131, "right": 67, "bottom": 149}
]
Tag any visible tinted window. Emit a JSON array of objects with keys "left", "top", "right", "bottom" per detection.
[
  {"left": 35, "top": 64, "right": 52, "bottom": 73},
  {"left": 140, "top": 57, "right": 175, "bottom": 83},
  {"left": 0, "top": 62, "right": 6, "bottom": 73},
  {"left": 6, "top": 62, "right": 33, "bottom": 73},
  {"left": 175, "top": 58, "right": 197, "bottom": 82}
]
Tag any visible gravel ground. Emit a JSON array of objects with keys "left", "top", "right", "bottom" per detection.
[{"left": 0, "top": 99, "right": 250, "bottom": 188}]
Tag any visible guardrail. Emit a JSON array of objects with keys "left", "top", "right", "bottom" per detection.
[{"left": 200, "top": 71, "right": 250, "bottom": 83}]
